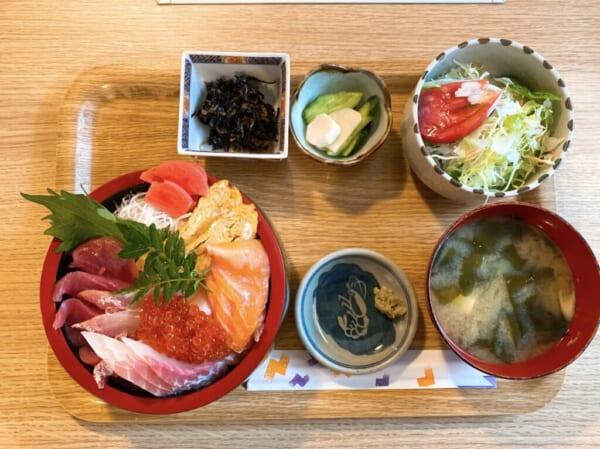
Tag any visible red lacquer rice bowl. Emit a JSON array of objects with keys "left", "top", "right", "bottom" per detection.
[
  {"left": 427, "top": 202, "right": 600, "bottom": 379},
  {"left": 40, "top": 170, "right": 288, "bottom": 414}
]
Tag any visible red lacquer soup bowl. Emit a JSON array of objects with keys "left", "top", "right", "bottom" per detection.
[
  {"left": 40, "top": 170, "right": 288, "bottom": 414},
  {"left": 427, "top": 202, "right": 599, "bottom": 379}
]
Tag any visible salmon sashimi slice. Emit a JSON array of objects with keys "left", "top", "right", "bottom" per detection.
[{"left": 205, "top": 239, "right": 270, "bottom": 353}]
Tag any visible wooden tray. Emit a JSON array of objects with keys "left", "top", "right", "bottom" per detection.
[{"left": 49, "top": 62, "right": 564, "bottom": 422}]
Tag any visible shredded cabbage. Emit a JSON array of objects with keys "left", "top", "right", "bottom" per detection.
[{"left": 424, "top": 62, "right": 563, "bottom": 193}]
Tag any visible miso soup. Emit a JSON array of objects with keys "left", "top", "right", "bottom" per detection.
[{"left": 430, "top": 216, "right": 575, "bottom": 364}]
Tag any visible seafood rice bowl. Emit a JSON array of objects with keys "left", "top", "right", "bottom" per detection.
[{"left": 27, "top": 161, "right": 287, "bottom": 414}]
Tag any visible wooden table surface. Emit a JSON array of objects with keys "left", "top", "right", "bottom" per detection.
[{"left": 1, "top": 0, "right": 598, "bottom": 447}]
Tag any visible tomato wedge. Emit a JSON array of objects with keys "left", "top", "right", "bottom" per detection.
[{"left": 418, "top": 80, "right": 501, "bottom": 144}]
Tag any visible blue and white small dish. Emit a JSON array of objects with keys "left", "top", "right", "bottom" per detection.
[
  {"left": 295, "top": 248, "right": 418, "bottom": 374},
  {"left": 178, "top": 51, "right": 290, "bottom": 159}
]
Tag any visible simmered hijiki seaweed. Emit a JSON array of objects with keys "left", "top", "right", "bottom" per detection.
[{"left": 193, "top": 75, "right": 279, "bottom": 152}]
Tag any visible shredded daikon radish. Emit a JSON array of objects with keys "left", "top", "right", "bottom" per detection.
[{"left": 115, "top": 192, "right": 190, "bottom": 231}]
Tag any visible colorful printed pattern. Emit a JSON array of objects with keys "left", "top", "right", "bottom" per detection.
[{"left": 246, "top": 349, "right": 496, "bottom": 391}]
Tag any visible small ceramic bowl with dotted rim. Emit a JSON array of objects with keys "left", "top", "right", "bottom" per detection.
[
  {"left": 290, "top": 64, "right": 393, "bottom": 166},
  {"left": 401, "top": 37, "right": 574, "bottom": 203}
]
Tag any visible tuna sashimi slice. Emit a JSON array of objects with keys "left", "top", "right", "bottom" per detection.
[
  {"left": 145, "top": 180, "right": 195, "bottom": 218},
  {"left": 205, "top": 239, "right": 270, "bottom": 353},
  {"left": 77, "top": 289, "right": 135, "bottom": 312},
  {"left": 72, "top": 309, "right": 140, "bottom": 338},
  {"left": 70, "top": 237, "right": 139, "bottom": 283},
  {"left": 53, "top": 271, "right": 129, "bottom": 302},
  {"left": 63, "top": 323, "right": 87, "bottom": 347},
  {"left": 53, "top": 298, "right": 103, "bottom": 330},
  {"left": 79, "top": 345, "right": 102, "bottom": 366},
  {"left": 82, "top": 331, "right": 174, "bottom": 397},
  {"left": 140, "top": 160, "right": 209, "bottom": 197}
]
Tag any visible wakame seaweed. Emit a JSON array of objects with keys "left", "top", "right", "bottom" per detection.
[{"left": 193, "top": 75, "right": 279, "bottom": 152}]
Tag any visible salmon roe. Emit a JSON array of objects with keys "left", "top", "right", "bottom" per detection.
[{"left": 136, "top": 296, "right": 231, "bottom": 364}]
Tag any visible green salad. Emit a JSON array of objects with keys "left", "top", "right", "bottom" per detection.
[{"left": 421, "top": 62, "right": 563, "bottom": 194}]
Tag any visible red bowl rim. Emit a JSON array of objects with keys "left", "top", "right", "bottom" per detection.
[
  {"left": 426, "top": 201, "right": 600, "bottom": 379},
  {"left": 40, "top": 170, "right": 287, "bottom": 413}
]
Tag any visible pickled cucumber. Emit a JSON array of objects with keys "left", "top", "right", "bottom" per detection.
[
  {"left": 331, "top": 96, "right": 379, "bottom": 157},
  {"left": 302, "top": 91, "right": 363, "bottom": 124}
]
